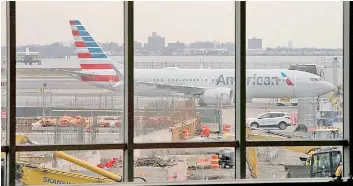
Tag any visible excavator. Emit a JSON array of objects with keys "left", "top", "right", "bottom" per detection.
[
  {"left": 1, "top": 134, "right": 145, "bottom": 185},
  {"left": 245, "top": 126, "right": 343, "bottom": 179}
]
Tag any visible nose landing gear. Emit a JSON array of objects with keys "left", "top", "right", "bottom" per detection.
[{"left": 192, "top": 93, "right": 208, "bottom": 107}]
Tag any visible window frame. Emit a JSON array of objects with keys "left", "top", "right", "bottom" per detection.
[{"left": 1, "top": 1, "right": 352, "bottom": 185}]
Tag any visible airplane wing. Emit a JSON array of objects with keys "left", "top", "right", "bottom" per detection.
[
  {"left": 110, "top": 62, "right": 208, "bottom": 95},
  {"left": 135, "top": 81, "right": 207, "bottom": 95}
]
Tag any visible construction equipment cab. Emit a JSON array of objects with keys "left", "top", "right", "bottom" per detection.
[{"left": 309, "top": 149, "right": 342, "bottom": 177}]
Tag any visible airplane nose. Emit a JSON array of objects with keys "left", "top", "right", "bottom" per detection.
[{"left": 321, "top": 82, "right": 335, "bottom": 95}]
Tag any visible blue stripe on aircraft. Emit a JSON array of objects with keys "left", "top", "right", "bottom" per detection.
[
  {"left": 72, "top": 20, "right": 81, "bottom": 25},
  {"left": 88, "top": 48, "right": 103, "bottom": 53},
  {"left": 79, "top": 31, "right": 90, "bottom": 36},
  {"left": 77, "top": 26, "right": 86, "bottom": 31},
  {"left": 82, "top": 37, "right": 95, "bottom": 42},
  {"left": 91, "top": 54, "right": 108, "bottom": 58},
  {"left": 280, "top": 72, "right": 287, "bottom": 77},
  {"left": 84, "top": 42, "right": 99, "bottom": 47}
]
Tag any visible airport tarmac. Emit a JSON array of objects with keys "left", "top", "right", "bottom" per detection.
[
  {"left": 10, "top": 92, "right": 304, "bottom": 180},
  {"left": 11, "top": 76, "right": 308, "bottom": 180}
]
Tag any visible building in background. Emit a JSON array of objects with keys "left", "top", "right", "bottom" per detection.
[
  {"left": 167, "top": 41, "right": 185, "bottom": 50},
  {"left": 189, "top": 41, "right": 215, "bottom": 49},
  {"left": 248, "top": 37, "right": 262, "bottom": 49},
  {"left": 134, "top": 41, "right": 143, "bottom": 50},
  {"left": 145, "top": 32, "right": 165, "bottom": 51},
  {"left": 288, "top": 41, "right": 293, "bottom": 49}
]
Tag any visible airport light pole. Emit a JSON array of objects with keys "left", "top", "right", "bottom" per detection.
[
  {"left": 41, "top": 82, "right": 47, "bottom": 117},
  {"left": 332, "top": 57, "right": 338, "bottom": 88},
  {"left": 215, "top": 94, "right": 224, "bottom": 133}
]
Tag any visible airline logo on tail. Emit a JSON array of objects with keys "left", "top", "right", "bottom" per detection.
[
  {"left": 280, "top": 72, "right": 294, "bottom": 86},
  {"left": 69, "top": 20, "right": 119, "bottom": 82}
]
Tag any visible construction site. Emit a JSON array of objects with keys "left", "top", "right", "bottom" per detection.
[{"left": 1, "top": 88, "right": 345, "bottom": 185}]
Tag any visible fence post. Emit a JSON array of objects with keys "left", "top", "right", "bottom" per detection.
[{"left": 74, "top": 95, "right": 77, "bottom": 116}]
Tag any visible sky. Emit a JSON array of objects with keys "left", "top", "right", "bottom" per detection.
[{"left": 1, "top": 1, "right": 343, "bottom": 48}]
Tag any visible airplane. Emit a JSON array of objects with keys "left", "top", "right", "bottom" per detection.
[{"left": 52, "top": 20, "right": 335, "bottom": 107}]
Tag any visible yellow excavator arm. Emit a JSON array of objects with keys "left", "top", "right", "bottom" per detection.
[{"left": 2, "top": 134, "right": 125, "bottom": 185}]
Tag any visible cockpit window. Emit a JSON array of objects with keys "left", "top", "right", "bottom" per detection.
[{"left": 310, "top": 78, "right": 322, "bottom": 81}]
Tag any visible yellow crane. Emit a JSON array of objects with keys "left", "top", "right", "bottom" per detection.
[
  {"left": 1, "top": 134, "right": 129, "bottom": 185},
  {"left": 245, "top": 126, "right": 343, "bottom": 178}
]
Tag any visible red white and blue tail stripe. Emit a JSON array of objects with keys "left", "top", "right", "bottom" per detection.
[
  {"left": 69, "top": 20, "right": 120, "bottom": 83},
  {"left": 70, "top": 20, "right": 114, "bottom": 70}
]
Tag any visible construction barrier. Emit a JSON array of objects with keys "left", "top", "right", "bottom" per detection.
[
  {"left": 210, "top": 154, "right": 219, "bottom": 169},
  {"left": 170, "top": 117, "right": 201, "bottom": 142},
  {"left": 182, "top": 129, "right": 190, "bottom": 140},
  {"left": 223, "top": 124, "right": 231, "bottom": 133},
  {"left": 223, "top": 124, "right": 232, "bottom": 140},
  {"left": 201, "top": 125, "right": 210, "bottom": 137},
  {"left": 291, "top": 112, "right": 298, "bottom": 125}
]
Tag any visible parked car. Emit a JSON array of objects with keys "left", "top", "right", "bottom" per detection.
[{"left": 246, "top": 111, "right": 292, "bottom": 130}]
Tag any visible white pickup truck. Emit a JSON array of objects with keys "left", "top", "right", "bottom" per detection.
[{"left": 276, "top": 98, "right": 298, "bottom": 106}]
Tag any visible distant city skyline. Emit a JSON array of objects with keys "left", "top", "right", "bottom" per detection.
[
  {"left": 7, "top": 38, "right": 342, "bottom": 49},
  {"left": 1, "top": 1, "right": 343, "bottom": 48}
]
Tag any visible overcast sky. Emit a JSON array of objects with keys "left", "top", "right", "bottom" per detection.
[{"left": 1, "top": 1, "right": 343, "bottom": 48}]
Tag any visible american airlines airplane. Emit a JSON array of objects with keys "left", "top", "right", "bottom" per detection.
[{"left": 54, "top": 20, "right": 335, "bottom": 106}]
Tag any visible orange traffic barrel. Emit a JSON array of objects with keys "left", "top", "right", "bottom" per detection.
[
  {"left": 182, "top": 129, "right": 190, "bottom": 140},
  {"left": 210, "top": 154, "right": 219, "bottom": 169},
  {"left": 223, "top": 124, "right": 231, "bottom": 133}
]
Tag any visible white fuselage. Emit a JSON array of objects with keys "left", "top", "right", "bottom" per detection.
[{"left": 70, "top": 67, "right": 335, "bottom": 101}]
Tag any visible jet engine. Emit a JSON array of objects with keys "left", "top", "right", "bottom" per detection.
[{"left": 200, "top": 87, "right": 234, "bottom": 106}]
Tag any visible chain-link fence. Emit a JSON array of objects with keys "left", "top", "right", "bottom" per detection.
[{"left": 13, "top": 93, "right": 201, "bottom": 145}]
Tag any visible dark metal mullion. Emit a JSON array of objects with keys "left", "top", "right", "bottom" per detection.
[
  {"left": 6, "top": 1, "right": 16, "bottom": 186},
  {"left": 1, "top": 146, "right": 9, "bottom": 153},
  {"left": 123, "top": 1, "right": 134, "bottom": 182},
  {"left": 246, "top": 140, "right": 348, "bottom": 147},
  {"left": 343, "top": 1, "right": 352, "bottom": 177},
  {"left": 235, "top": 1, "right": 246, "bottom": 179}
]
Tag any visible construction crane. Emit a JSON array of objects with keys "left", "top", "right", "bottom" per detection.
[
  {"left": 1, "top": 134, "right": 145, "bottom": 185},
  {"left": 245, "top": 126, "right": 342, "bottom": 178}
]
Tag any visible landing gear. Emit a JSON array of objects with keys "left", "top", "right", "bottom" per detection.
[
  {"left": 193, "top": 94, "right": 208, "bottom": 107},
  {"left": 198, "top": 99, "right": 207, "bottom": 107}
]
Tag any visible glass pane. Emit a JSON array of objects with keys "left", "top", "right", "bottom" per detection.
[
  {"left": 16, "top": 2, "right": 124, "bottom": 145},
  {"left": 135, "top": 147, "right": 235, "bottom": 182},
  {"left": 246, "top": 2, "right": 343, "bottom": 140},
  {"left": 134, "top": 1, "right": 235, "bottom": 143},
  {"left": 1, "top": 2, "right": 7, "bottom": 145},
  {"left": 246, "top": 146, "right": 343, "bottom": 179},
  {"left": 15, "top": 150, "right": 123, "bottom": 185}
]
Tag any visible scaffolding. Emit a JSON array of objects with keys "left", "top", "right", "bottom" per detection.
[{"left": 297, "top": 97, "right": 318, "bottom": 127}]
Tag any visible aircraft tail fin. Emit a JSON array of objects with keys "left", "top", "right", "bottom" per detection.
[
  {"left": 70, "top": 20, "right": 113, "bottom": 70},
  {"left": 69, "top": 20, "right": 125, "bottom": 81}
]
